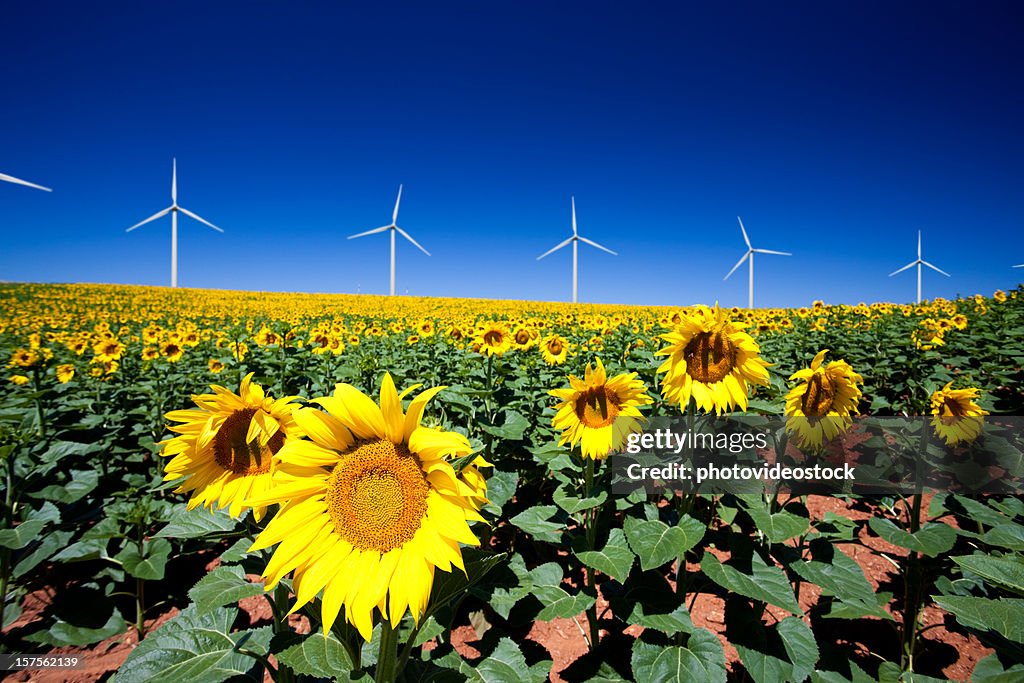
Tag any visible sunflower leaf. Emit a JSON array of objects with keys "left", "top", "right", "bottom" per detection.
[
  {"left": 189, "top": 565, "right": 265, "bottom": 614},
  {"left": 933, "top": 596, "right": 1024, "bottom": 643},
  {"left": 867, "top": 517, "right": 957, "bottom": 557},
  {"left": 155, "top": 506, "right": 240, "bottom": 539},
  {"left": 116, "top": 538, "right": 172, "bottom": 581},
  {"left": 574, "top": 528, "right": 635, "bottom": 581},
  {"left": 624, "top": 516, "right": 705, "bottom": 571},
  {"left": 274, "top": 629, "right": 355, "bottom": 678},
  {"left": 701, "top": 552, "right": 802, "bottom": 615},
  {"left": 509, "top": 505, "right": 564, "bottom": 543},
  {"left": 631, "top": 629, "right": 727, "bottom": 683}
]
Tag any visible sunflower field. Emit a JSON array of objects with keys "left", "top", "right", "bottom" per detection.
[{"left": 2, "top": 282, "right": 1024, "bottom": 682}]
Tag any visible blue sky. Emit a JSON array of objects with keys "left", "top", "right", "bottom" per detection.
[{"left": 1, "top": 2, "right": 1022, "bottom": 307}]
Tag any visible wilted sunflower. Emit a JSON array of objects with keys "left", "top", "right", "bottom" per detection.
[
  {"left": 931, "top": 382, "right": 988, "bottom": 446},
  {"left": 656, "top": 305, "right": 770, "bottom": 414},
  {"left": 245, "top": 375, "right": 488, "bottom": 640},
  {"left": 474, "top": 321, "right": 511, "bottom": 356},
  {"left": 785, "top": 350, "right": 863, "bottom": 449},
  {"left": 160, "top": 373, "right": 299, "bottom": 520},
  {"left": 550, "top": 358, "right": 652, "bottom": 459},
  {"left": 540, "top": 334, "right": 569, "bottom": 365}
]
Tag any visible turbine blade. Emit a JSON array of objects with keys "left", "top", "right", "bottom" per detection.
[
  {"left": 0, "top": 173, "right": 52, "bottom": 192},
  {"left": 348, "top": 225, "right": 391, "bottom": 239},
  {"left": 737, "top": 216, "right": 751, "bottom": 248},
  {"left": 172, "top": 158, "right": 177, "bottom": 203},
  {"left": 537, "top": 236, "right": 573, "bottom": 260},
  {"left": 889, "top": 261, "right": 916, "bottom": 277},
  {"left": 571, "top": 196, "right": 578, "bottom": 236},
  {"left": 395, "top": 226, "right": 431, "bottom": 256},
  {"left": 752, "top": 248, "right": 792, "bottom": 256},
  {"left": 921, "top": 260, "right": 950, "bottom": 277},
  {"left": 125, "top": 206, "right": 172, "bottom": 232},
  {"left": 1014, "top": 264, "right": 1024, "bottom": 268},
  {"left": 917, "top": 229, "right": 922, "bottom": 259},
  {"left": 578, "top": 235, "right": 618, "bottom": 256},
  {"left": 393, "top": 184, "right": 403, "bottom": 224},
  {"left": 178, "top": 206, "right": 224, "bottom": 232},
  {"left": 724, "top": 252, "right": 750, "bottom": 280}
]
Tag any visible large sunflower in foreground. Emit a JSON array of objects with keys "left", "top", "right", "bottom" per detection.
[
  {"left": 550, "top": 358, "right": 652, "bottom": 459},
  {"left": 931, "top": 382, "right": 988, "bottom": 446},
  {"left": 245, "top": 375, "right": 488, "bottom": 640},
  {"left": 656, "top": 305, "right": 770, "bottom": 414},
  {"left": 160, "top": 373, "right": 299, "bottom": 521},
  {"left": 785, "top": 349, "right": 863, "bottom": 449}
]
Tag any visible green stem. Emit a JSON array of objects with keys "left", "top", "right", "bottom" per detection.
[
  {"left": 583, "top": 457, "right": 600, "bottom": 649},
  {"left": 901, "top": 422, "right": 928, "bottom": 673},
  {"left": 375, "top": 618, "right": 400, "bottom": 683}
]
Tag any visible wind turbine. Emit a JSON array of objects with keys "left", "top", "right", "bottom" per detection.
[
  {"left": 0, "top": 172, "right": 52, "bottom": 192},
  {"left": 347, "top": 184, "right": 430, "bottom": 296},
  {"left": 1014, "top": 264, "right": 1023, "bottom": 269},
  {"left": 536, "top": 196, "right": 617, "bottom": 303},
  {"left": 723, "top": 216, "right": 791, "bottom": 309},
  {"left": 124, "top": 159, "right": 223, "bottom": 288},
  {"left": 888, "top": 230, "right": 949, "bottom": 304}
]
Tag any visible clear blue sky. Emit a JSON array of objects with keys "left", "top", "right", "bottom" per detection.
[{"left": 1, "top": 2, "right": 1022, "bottom": 307}]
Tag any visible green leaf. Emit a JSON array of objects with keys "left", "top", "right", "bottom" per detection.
[
  {"left": 155, "top": 506, "right": 240, "bottom": 539},
  {"left": 868, "top": 517, "right": 956, "bottom": 557},
  {"left": 479, "top": 411, "right": 530, "bottom": 440},
  {"left": 530, "top": 562, "right": 595, "bottom": 620},
  {"left": 553, "top": 485, "right": 608, "bottom": 514},
  {"left": 30, "top": 469, "right": 99, "bottom": 503},
  {"left": 116, "top": 538, "right": 172, "bottom": 580},
  {"left": 509, "top": 505, "right": 563, "bottom": 542},
  {"left": 25, "top": 610, "right": 127, "bottom": 647},
  {"left": 575, "top": 529, "right": 635, "bottom": 582},
  {"left": 624, "top": 515, "right": 705, "bottom": 571},
  {"left": 982, "top": 524, "right": 1024, "bottom": 551},
  {"left": 953, "top": 555, "right": 1024, "bottom": 597},
  {"left": 631, "top": 629, "right": 727, "bottom": 683},
  {"left": 0, "top": 519, "right": 48, "bottom": 549},
  {"left": 482, "top": 469, "right": 518, "bottom": 515},
  {"left": 970, "top": 653, "right": 1024, "bottom": 682},
  {"left": 788, "top": 540, "right": 890, "bottom": 620},
  {"left": 741, "top": 499, "right": 809, "bottom": 544},
  {"left": 462, "top": 638, "right": 537, "bottom": 682},
  {"left": 933, "top": 596, "right": 1024, "bottom": 643},
  {"left": 274, "top": 630, "right": 354, "bottom": 678},
  {"left": 702, "top": 552, "right": 802, "bottom": 615},
  {"left": 430, "top": 548, "right": 507, "bottom": 615},
  {"left": 113, "top": 607, "right": 267, "bottom": 683},
  {"left": 734, "top": 616, "right": 818, "bottom": 683},
  {"left": 14, "top": 530, "right": 73, "bottom": 579},
  {"left": 189, "top": 565, "right": 265, "bottom": 614}
]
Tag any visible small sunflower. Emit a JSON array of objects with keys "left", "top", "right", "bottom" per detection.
[
  {"left": 9, "top": 348, "right": 39, "bottom": 368},
  {"left": 550, "top": 358, "right": 652, "bottom": 460},
  {"left": 785, "top": 350, "right": 863, "bottom": 449},
  {"left": 656, "top": 305, "right": 770, "bottom": 414},
  {"left": 540, "top": 334, "right": 569, "bottom": 365},
  {"left": 474, "top": 322, "right": 511, "bottom": 357},
  {"left": 160, "top": 373, "right": 300, "bottom": 520},
  {"left": 245, "top": 375, "right": 488, "bottom": 640},
  {"left": 931, "top": 382, "right": 988, "bottom": 446},
  {"left": 207, "top": 358, "right": 225, "bottom": 374},
  {"left": 161, "top": 340, "right": 185, "bottom": 362},
  {"left": 55, "top": 364, "right": 75, "bottom": 384}
]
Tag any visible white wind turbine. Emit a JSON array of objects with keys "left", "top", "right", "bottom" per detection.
[
  {"left": 889, "top": 230, "right": 949, "bottom": 304},
  {"left": 347, "top": 184, "right": 430, "bottom": 296},
  {"left": 723, "top": 216, "right": 791, "bottom": 309},
  {"left": 536, "top": 196, "right": 617, "bottom": 303},
  {"left": 0, "top": 171, "right": 52, "bottom": 192},
  {"left": 1014, "top": 264, "right": 1023, "bottom": 269},
  {"left": 124, "top": 159, "right": 223, "bottom": 288}
]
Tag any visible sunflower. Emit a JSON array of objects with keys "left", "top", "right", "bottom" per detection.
[
  {"left": 931, "top": 382, "right": 988, "bottom": 446},
  {"left": 142, "top": 346, "right": 160, "bottom": 361},
  {"left": 784, "top": 350, "right": 863, "bottom": 449},
  {"left": 9, "top": 348, "right": 39, "bottom": 368},
  {"left": 550, "top": 358, "right": 652, "bottom": 459},
  {"left": 161, "top": 340, "right": 185, "bottom": 362},
  {"left": 9, "top": 375, "right": 29, "bottom": 385},
  {"left": 474, "top": 321, "right": 511, "bottom": 357},
  {"left": 55, "top": 364, "right": 75, "bottom": 384},
  {"left": 244, "top": 375, "right": 488, "bottom": 640},
  {"left": 160, "top": 373, "right": 299, "bottom": 520},
  {"left": 207, "top": 358, "right": 225, "bottom": 374},
  {"left": 92, "top": 339, "right": 125, "bottom": 362},
  {"left": 656, "top": 305, "right": 770, "bottom": 414},
  {"left": 541, "top": 334, "right": 569, "bottom": 365}
]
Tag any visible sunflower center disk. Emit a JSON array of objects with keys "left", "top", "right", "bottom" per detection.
[
  {"left": 325, "top": 439, "right": 429, "bottom": 553},
  {"left": 574, "top": 387, "right": 621, "bottom": 429},
  {"left": 801, "top": 374, "right": 835, "bottom": 417},
  {"left": 483, "top": 331, "right": 503, "bottom": 346},
  {"left": 683, "top": 331, "right": 736, "bottom": 384},
  {"left": 213, "top": 408, "right": 284, "bottom": 475},
  {"left": 548, "top": 340, "right": 563, "bottom": 354}
]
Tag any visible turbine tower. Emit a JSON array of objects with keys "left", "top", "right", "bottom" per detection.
[
  {"left": 124, "top": 159, "right": 223, "bottom": 288},
  {"left": 536, "top": 196, "right": 617, "bottom": 303},
  {"left": 347, "top": 184, "right": 430, "bottom": 296},
  {"left": 0, "top": 172, "right": 52, "bottom": 192},
  {"left": 723, "top": 216, "right": 791, "bottom": 309},
  {"left": 889, "top": 230, "right": 949, "bottom": 304}
]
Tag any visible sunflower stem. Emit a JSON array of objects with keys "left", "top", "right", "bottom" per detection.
[
  {"left": 375, "top": 618, "right": 400, "bottom": 683},
  {"left": 901, "top": 422, "right": 928, "bottom": 674},
  {"left": 583, "top": 456, "right": 600, "bottom": 650}
]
